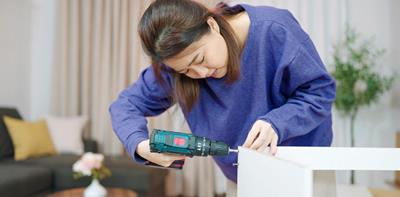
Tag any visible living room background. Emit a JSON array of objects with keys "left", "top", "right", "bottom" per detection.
[{"left": 1, "top": 0, "right": 400, "bottom": 196}]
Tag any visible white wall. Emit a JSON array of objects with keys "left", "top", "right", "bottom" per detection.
[
  {"left": 0, "top": 0, "right": 55, "bottom": 120},
  {"left": 0, "top": 0, "right": 32, "bottom": 118},
  {"left": 29, "top": 0, "right": 55, "bottom": 120}
]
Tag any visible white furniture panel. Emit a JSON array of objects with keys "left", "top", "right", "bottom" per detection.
[{"left": 237, "top": 147, "right": 400, "bottom": 197}]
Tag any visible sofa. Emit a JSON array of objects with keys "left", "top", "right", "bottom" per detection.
[{"left": 0, "top": 107, "right": 168, "bottom": 197}]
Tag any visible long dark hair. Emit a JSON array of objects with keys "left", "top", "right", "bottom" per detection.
[{"left": 139, "top": 0, "right": 244, "bottom": 113}]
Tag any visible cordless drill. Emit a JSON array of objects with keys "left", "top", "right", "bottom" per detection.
[{"left": 145, "top": 129, "right": 237, "bottom": 169}]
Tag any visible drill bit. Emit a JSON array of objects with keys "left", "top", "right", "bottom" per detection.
[{"left": 229, "top": 148, "right": 238, "bottom": 153}]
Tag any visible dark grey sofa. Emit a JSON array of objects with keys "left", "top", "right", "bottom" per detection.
[{"left": 0, "top": 107, "right": 168, "bottom": 197}]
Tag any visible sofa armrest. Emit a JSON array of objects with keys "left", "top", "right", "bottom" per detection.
[{"left": 83, "top": 138, "right": 98, "bottom": 153}]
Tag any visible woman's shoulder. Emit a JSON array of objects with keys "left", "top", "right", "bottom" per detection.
[
  {"left": 240, "top": 4, "right": 295, "bottom": 24},
  {"left": 240, "top": 4, "right": 309, "bottom": 44}
]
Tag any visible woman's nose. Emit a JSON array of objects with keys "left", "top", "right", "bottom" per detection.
[{"left": 191, "top": 65, "right": 209, "bottom": 78}]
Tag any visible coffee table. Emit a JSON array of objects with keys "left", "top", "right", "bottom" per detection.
[{"left": 47, "top": 187, "right": 137, "bottom": 197}]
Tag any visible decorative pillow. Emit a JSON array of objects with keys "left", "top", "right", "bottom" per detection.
[
  {"left": 45, "top": 115, "right": 88, "bottom": 154},
  {"left": 3, "top": 116, "right": 56, "bottom": 160}
]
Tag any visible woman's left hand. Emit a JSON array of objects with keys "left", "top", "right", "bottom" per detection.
[{"left": 242, "top": 120, "right": 278, "bottom": 155}]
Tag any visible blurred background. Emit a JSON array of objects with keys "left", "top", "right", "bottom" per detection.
[{"left": 0, "top": 0, "right": 399, "bottom": 196}]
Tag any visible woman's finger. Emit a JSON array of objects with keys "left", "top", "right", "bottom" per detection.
[
  {"left": 270, "top": 134, "right": 278, "bottom": 155},
  {"left": 249, "top": 126, "right": 267, "bottom": 149},
  {"left": 162, "top": 153, "right": 186, "bottom": 160},
  {"left": 256, "top": 143, "right": 268, "bottom": 152},
  {"left": 243, "top": 124, "right": 260, "bottom": 148},
  {"left": 155, "top": 154, "right": 185, "bottom": 167}
]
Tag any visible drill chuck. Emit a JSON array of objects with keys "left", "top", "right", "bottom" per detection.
[{"left": 210, "top": 141, "right": 230, "bottom": 156}]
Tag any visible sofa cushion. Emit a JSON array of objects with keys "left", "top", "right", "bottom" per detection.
[
  {"left": 0, "top": 162, "right": 52, "bottom": 197},
  {"left": 18, "top": 154, "right": 90, "bottom": 190},
  {"left": 0, "top": 107, "right": 22, "bottom": 159},
  {"left": 3, "top": 116, "right": 57, "bottom": 160},
  {"left": 45, "top": 115, "right": 88, "bottom": 154}
]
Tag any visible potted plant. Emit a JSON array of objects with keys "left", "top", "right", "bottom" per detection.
[{"left": 331, "top": 26, "right": 395, "bottom": 184}]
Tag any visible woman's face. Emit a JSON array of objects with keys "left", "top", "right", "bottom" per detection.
[{"left": 163, "top": 18, "right": 228, "bottom": 79}]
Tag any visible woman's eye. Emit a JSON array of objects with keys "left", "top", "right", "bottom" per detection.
[
  {"left": 199, "top": 56, "right": 205, "bottom": 64},
  {"left": 179, "top": 56, "right": 204, "bottom": 75}
]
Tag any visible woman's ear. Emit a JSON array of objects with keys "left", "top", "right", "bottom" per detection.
[{"left": 207, "top": 17, "right": 220, "bottom": 34}]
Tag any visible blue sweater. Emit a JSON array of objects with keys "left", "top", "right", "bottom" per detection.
[{"left": 109, "top": 4, "right": 336, "bottom": 183}]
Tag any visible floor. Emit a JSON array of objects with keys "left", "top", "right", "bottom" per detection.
[{"left": 369, "top": 188, "right": 400, "bottom": 197}]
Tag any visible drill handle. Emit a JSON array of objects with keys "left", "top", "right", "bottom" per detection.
[{"left": 144, "top": 159, "right": 185, "bottom": 170}]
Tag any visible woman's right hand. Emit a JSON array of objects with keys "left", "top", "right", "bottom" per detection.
[{"left": 136, "top": 139, "right": 186, "bottom": 167}]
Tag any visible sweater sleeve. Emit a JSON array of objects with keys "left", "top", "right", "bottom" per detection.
[
  {"left": 109, "top": 66, "right": 174, "bottom": 163},
  {"left": 258, "top": 13, "right": 336, "bottom": 144}
]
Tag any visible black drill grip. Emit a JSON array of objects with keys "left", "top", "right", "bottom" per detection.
[{"left": 144, "top": 159, "right": 185, "bottom": 170}]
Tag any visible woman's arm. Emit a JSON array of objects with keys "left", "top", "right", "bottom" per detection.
[
  {"left": 244, "top": 9, "right": 336, "bottom": 148},
  {"left": 109, "top": 66, "right": 174, "bottom": 163},
  {"left": 259, "top": 37, "right": 336, "bottom": 144}
]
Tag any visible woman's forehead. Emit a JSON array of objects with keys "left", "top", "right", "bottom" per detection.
[
  {"left": 175, "top": 36, "right": 207, "bottom": 59},
  {"left": 164, "top": 50, "right": 196, "bottom": 69},
  {"left": 164, "top": 39, "right": 206, "bottom": 67}
]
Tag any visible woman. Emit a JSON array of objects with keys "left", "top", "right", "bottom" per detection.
[{"left": 109, "top": 0, "right": 336, "bottom": 190}]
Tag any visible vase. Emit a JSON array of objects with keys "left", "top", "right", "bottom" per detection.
[{"left": 84, "top": 178, "right": 107, "bottom": 197}]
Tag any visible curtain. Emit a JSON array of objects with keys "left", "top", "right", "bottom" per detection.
[
  {"left": 52, "top": 0, "right": 222, "bottom": 196},
  {"left": 52, "top": 0, "right": 154, "bottom": 154}
]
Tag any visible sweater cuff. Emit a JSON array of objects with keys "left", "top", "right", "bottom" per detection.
[{"left": 126, "top": 134, "right": 149, "bottom": 164}]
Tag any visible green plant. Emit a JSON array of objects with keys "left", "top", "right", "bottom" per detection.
[{"left": 331, "top": 26, "right": 395, "bottom": 184}]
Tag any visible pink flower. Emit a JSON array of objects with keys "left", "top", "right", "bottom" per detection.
[
  {"left": 73, "top": 152, "right": 104, "bottom": 176},
  {"left": 73, "top": 160, "right": 91, "bottom": 176}
]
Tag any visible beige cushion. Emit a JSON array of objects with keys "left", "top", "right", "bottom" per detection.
[{"left": 45, "top": 115, "right": 88, "bottom": 154}]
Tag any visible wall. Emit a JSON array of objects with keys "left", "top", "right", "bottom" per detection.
[
  {"left": 29, "top": 0, "right": 55, "bottom": 120},
  {"left": 0, "top": 0, "right": 32, "bottom": 118},
  {"left": 0, "top": 0, "right": 55, "bottom": 120}
]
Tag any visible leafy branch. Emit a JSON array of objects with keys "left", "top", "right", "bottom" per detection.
[
  {"left": 73, "top": 164, "right": 112, "bottom": 180},
  {"left": 331, "top": 25, "right": 396, "bottom": 185},
  {"left": 331, "top": 26, "right": 395, "bottom": 117}
]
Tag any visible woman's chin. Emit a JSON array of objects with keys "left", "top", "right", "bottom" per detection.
[
  {"left": 211, "top": 67, "right": 227, "bottom": 78},
  {"left": 213, "top": 72, "right": 226, "bottom": 78}
]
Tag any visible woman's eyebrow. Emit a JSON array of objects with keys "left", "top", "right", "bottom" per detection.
[{"left": 178, "top": 53, "right": 199, "bottom": 72}]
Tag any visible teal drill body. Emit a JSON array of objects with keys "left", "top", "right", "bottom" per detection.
[{"left": 150, "top": 129, "right": 230, "bottom": 157}]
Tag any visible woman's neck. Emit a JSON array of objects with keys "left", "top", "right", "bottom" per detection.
[{"left": 226, "top": 11, "right": 251, "bottom": 50}]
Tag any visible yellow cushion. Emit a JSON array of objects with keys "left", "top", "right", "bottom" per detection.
[{"left": 3, "top": 116, "right": 56, "bottom": 160}]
